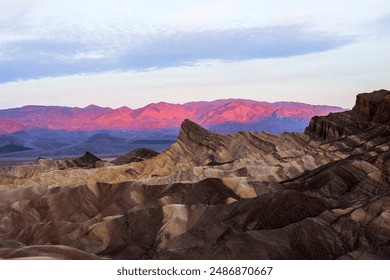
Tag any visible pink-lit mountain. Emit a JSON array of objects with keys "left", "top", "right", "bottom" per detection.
[{"left": 0, "top": 99, "right": 345, "bottom": 134}]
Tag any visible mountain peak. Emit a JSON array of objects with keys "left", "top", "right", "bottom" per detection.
[
  {"left": 178, "top": 119, "right": 209, "bottom": 144},
  {"left": 74, "top": 151, "right": 102, "bottom": 166},
  {"left": 181, "top": 119, "right": 206, "bottom": 131},
  {"left": 84, "top": 104, "right": 101, "bottom": 109}
]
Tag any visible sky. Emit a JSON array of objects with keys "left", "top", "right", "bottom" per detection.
[{"left": 0, "top": 0, "right": 390, "bottom": 109}]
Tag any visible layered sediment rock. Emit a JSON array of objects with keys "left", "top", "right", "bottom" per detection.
[{"left": 305, "top": 89, "right": 390, "bottom": 140}]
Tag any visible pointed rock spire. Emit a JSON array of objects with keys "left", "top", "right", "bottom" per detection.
[{"left": 178, "top": 119, "right": 209, "bottom": 145}]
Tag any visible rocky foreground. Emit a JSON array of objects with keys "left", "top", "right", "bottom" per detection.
[{"left": 0, "top": 90, "right": 389, "bottom": 259}]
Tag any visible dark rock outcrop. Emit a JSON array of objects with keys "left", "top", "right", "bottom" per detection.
[
  {"left": 305, "top": 89, "right": 390, "bottom": 140},
  {"left": 353, "top": 89, "right": 390, "bottom": 125},
  {"left": 32, "top": 151, "right": 103, "bottom": 170},
  {"left": 112, "top": 148, "right": 159, "bottom": 165},
  {"left": 73, "top": 151, "right": 102, "bottom": 167}
]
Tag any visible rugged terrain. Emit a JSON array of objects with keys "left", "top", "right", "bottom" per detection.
[
  {"left": 0, "top": 90, "right": 389, "bottom": 260},
  {"left": 0, "top": 99, "right": 343, "bottom": 160}
]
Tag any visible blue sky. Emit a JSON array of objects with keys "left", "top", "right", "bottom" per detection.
[{"left": 0, "top": 0, "right": 390, "bottom": 109}]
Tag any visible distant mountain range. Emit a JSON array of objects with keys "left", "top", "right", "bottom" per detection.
[
  {"left": 0, "top": 99, "right": 345, "bottom": 159},
  {"left": 0, "top": 99, "right": 345, "bottom": 134}
]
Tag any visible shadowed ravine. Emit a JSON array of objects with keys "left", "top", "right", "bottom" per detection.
[{"left": 0, "top": 90, "right": 390, "bottom": 259}]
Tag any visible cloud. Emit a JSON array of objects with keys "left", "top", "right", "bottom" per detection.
[
  {"left": 163, "top": 1, "right": 236, "bottom": 25},
  {"left": 0, "top": 0, "right": 43, "bottom": 17},
  {"left": 374, "top": 14, "right": 390, "bottom": 36},
  {"left": 0, "top": 25, "right": 353, "bottom": 83},
  {"left": 125, "top": 25, "right": 352, "bottom": 64}
]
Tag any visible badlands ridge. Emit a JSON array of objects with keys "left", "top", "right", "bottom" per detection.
[{"left": 0, "top": 90, "right": 389, "bottom": 259}]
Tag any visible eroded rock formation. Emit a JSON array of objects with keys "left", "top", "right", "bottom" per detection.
[
  {"left": 305, "top": 89, "right": 390, "bottom": 140},
  {"left": 0, "top": 90, "right": 389, "bottom": 260}
]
